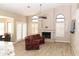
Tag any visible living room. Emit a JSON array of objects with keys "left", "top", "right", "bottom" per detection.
[{"left": 0, "top": 0, "right": 79, "bottom": 57}]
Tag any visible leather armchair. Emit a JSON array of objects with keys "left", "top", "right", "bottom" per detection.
[
  {"left": 25, "top": 36, "right": 40, "bottom": 50},
  {"left": 25, "top": 34, "right": 45, "bottom": 50},
  {"left": 4, "top": 33, "right": 11, "bottom": 41},
  {"left": 35, "top": 34, "right": 45, "bottom": 44},
  {"left": 0, "top": 35, "right": 3, "bottom": 41}
]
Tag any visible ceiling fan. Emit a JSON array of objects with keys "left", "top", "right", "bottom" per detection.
[
  {"left": 32, "top": 4, "right": 47, "bottom": 20},
  {"left": 38, "top": 4, "right": 47, "bottom": 19}
]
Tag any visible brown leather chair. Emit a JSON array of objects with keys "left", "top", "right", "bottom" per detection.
[
  {"left": 0, "top": 35, "right": 3, "bottom": 41},
  {"left": 4, "top": 33, "right": 11, "bottom": 41},
  {"left": 35, "top": 34, "right": 45, "bottom": 44},
  {"left": 25, "top": 36, "right": 40, "bottom": 50}
]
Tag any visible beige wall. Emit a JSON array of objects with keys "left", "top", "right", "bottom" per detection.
[
  {"left": 71, "top": 4, "right": 77, "bottom": 19},
  {"left": 54, "top": 5, "right": 71, "bottom": 42},
  {"left": 0, "top": 9, "right": 26, "bottom": 22},
  {"left": 38, "top": 8, "right": 54, "bottom": 31},
  {"left": 27, "top": 16, "right": 32, "bottom": 35},
  {"left": 71, "top": 8, "right": 79, "bottom": 55},
  {"left": 68, "top": 4, "right": 79, "bottom": 55},
  {"left": 38, "top": 4, "right": 72, "bottom": 42}
]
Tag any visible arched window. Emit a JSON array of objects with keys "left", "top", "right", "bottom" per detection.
[
  {"left": 56, "top": 14, "right": 64, "bottom": 22},
  {"left": 56, "top": 14, "right": 65, "bottom": 37},
  {"left": 32, "top": 16, "right": 38, "bottom": 34},
  {"left": 32, "top": 16, "right": 38, "bottom": 20},
  {"left": 32, "top": 16, "right": 38, "bottom": 22}
]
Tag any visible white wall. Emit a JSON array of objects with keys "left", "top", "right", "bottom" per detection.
[
  {"left": 27, "top": 16, "right": 32, "bottom": 35},
  {"left": 54, "top": 5, "right": 71, "bottom": 42},
  {"left": 38, "top": 4, "right": 72, "bottom": 42},
  {"left": 71, "top": 8, "right": 79, "bottom": 55},
  {"left": 71, "top": 4, "right": 77, "bottom": 19}
]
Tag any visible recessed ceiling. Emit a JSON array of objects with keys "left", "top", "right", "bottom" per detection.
[{"left": 0, "top": 3, "right": 69, "bottom": 16}]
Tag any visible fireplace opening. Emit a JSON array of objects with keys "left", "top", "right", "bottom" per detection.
[{"left": 42, "top": 32, "right": 51, "bottom": 39}]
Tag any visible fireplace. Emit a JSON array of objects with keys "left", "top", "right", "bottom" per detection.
[{"left": 42, "top": 32, "right": 51, "bottom": 39}]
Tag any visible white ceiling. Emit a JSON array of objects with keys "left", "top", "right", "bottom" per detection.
[{"left": 0, "top": 3, "right": 70, "bottom": 16}]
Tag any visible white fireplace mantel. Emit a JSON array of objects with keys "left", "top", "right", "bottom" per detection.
[{"left": 39, "top": 28, "right": 55, "bottom": 39}]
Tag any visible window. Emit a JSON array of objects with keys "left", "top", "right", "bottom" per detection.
[
  {"left": 32, "top": 16, "right": 38, "bottom": 34},
  {"left": 56, "top": 14, "right": 65, "bottom": 37},
  {"left": 0, "top": 23, "right": 4, "bottom": 35},
  {"left": 16, "top": 23, "right": 22, "bottom": 41},
  {"left": 22, "top": 23, "right": 27, "bottom": 39},
  {"left": 32, "top": 16, "right": 38, "bottom": 20},
  {"left": 56, "top": 14, "right": 64, "bottom": 22},
  {"left": 7, "top": 23, "right": 13, "bottom": 33},
  {"left": 16, "top": 23, "right": 27, "bottom": 41},
  {"left": 32, "top": 23, "right": 38, "bottom": 34}
]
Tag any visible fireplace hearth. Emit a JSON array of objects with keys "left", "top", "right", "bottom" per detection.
[{"left": 42, "top": 32, "right": 51, "bottom": 39}]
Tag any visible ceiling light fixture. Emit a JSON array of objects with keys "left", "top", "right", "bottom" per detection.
[
  {"left": 38, "top": 4, "right": 47, "bottom": 19},
  {"left": 32, "top": 4, "right": 47, "bottom": 20}
]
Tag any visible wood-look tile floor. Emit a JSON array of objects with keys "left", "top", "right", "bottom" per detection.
[{"left": 14, "top": 40, "right": 73, "bottom": 56}]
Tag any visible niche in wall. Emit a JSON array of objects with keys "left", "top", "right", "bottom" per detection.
[{"left": 70, "top": 20, "right": 75, "bottom": 33}]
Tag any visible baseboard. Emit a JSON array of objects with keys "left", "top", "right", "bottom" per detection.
[
  {"left": 45, "top": 39, "right": 54, "bottom": 42},
  {"left": 70, "top": 43, "right": 76, "bottom": 56},
  {"left": 45, "top": 39, "right": 70, "bottom": 43},
  {"left": 55, "top": 39, "right": 70, "bottom": 43},
  {"left": 71, "top": 45, "right": 75, "bottom": 56}
]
